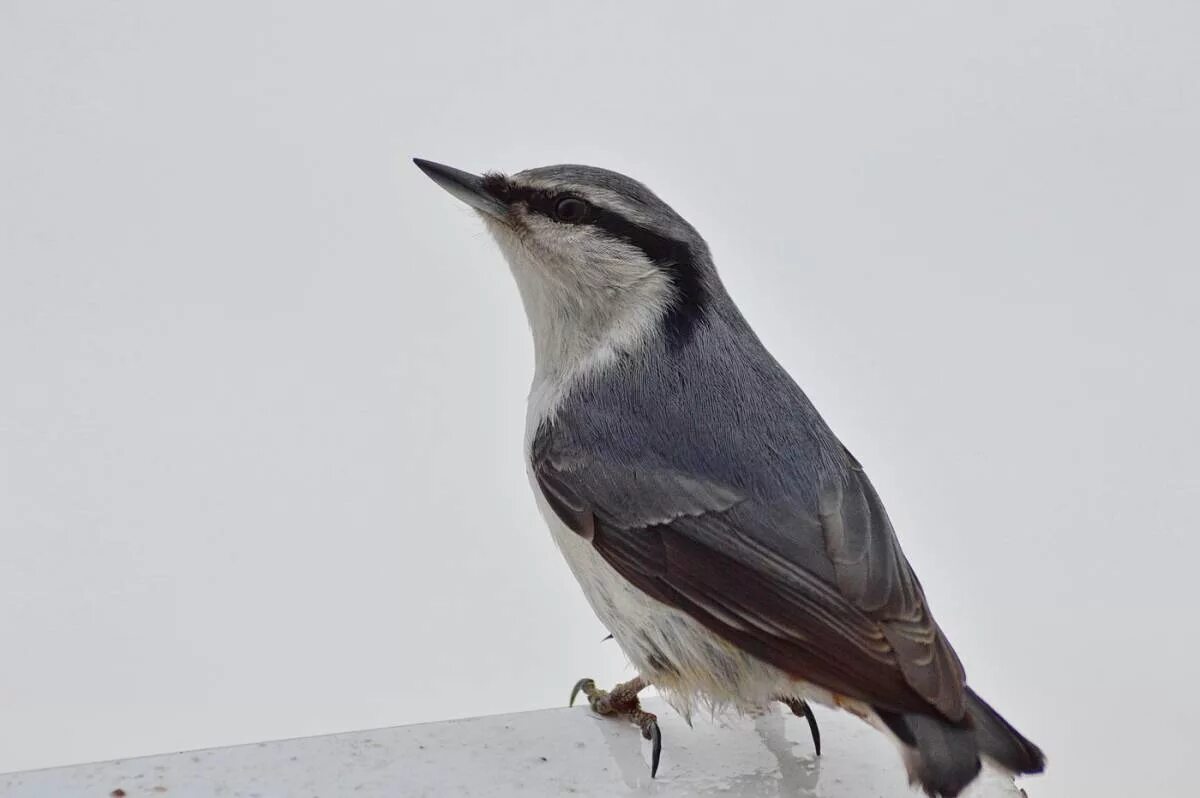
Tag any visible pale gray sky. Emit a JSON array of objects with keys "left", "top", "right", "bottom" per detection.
[{"left": 1, "top": 3, "right": 1196, "bottom": 796}]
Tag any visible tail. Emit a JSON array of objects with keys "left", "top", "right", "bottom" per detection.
[{"left": 875, "top": 688, "right": 1045, "bottom": 797}]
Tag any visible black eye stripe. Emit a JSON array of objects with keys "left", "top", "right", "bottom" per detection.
[{"left": 481, "top": 175, "right": 708, "bottom": 345}]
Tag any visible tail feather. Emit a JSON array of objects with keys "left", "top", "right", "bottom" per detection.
[
  {"left": 875, "top": 688, "right": 1044, "bottom": 797},
  {"left": 964, "top": 687, "right": 1045, "bottom": 775}
]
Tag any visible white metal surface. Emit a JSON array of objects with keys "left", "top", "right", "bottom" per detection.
[{"left": 0, "top": 700, "right": 1025, "bottom": 797}]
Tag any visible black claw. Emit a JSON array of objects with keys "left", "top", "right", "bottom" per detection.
[
  {"left": 785, "top": 699, "right": 822, "bottom": 756},
  {"left": 569, "top": 678, "right": 594, "bottom": 708},
  {"left": 782, "top": 696, "right": 820, "bottom": 753},
  {"left": 648, "top": 721, "right": 662, "bottom": 778},
  {"left": 800, "top": 702, "right": 821, "bottom": 756},
  {"left": 571, "top": 677, "right": 660, "bottom": 776},
  {"left": 601, "top": 633, "right": 613, "bottom": 642}
]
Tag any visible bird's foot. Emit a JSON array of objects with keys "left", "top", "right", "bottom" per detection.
[
  {"left": 780, "top": 697, "right": 822, "bottom": 756},
  {"left": 570, "top": 675, "right": 662, "bottom": 777}
]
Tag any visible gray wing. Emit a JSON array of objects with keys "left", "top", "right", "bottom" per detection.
[{"left": 533, "top": 425, "right": 967, "bottom": 721}]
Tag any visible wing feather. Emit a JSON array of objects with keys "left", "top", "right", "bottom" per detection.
[{"left": 533, "top": 425, "right": 967, "bottom": 720}]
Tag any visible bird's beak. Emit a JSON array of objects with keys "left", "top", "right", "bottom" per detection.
[{"left": 413, "top": 158, "right": 508, "bottom": 220}]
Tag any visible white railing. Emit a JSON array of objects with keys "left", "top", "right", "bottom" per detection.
[{"left": 0, "top": 699, "right": 1025, "bottom": 797}]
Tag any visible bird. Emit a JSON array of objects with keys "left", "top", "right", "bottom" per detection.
[{"left": 413, "top": 157, "right": 1045, "bottom": 797}]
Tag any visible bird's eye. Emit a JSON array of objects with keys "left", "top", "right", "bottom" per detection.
[{"left": 554, "top": 197, "right": 590, "bottom": 223}]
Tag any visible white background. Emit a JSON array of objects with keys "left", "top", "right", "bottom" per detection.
[{"left": 2, "top": 3, "right": 1196, "bottom": 797}]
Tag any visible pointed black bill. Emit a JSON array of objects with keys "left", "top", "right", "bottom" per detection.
[{"left": 413, "top": 158, "right": 507, "bottom": 219}]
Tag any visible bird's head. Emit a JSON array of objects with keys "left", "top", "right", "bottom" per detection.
[{"left": 414, "top": 159, "right": 717, "bottom": 381}]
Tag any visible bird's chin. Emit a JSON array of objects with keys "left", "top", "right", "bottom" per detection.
[{"left": 477, "top": 210, "right": 522, "bottom": 238}]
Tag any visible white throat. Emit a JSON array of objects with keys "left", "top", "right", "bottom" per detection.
[{"left": 483, "top": 219, "right": 674, "bottom": 439}]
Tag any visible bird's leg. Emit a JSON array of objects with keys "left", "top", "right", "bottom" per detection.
[
  {"left": 570, "top": 675, "right": 662, "bottom": 777},
  {"left": 779, "top": 697, "right": 822, "bottom": 756}
]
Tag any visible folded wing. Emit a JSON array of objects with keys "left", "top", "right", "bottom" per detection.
[{"left": 533, "top": 427, "right": 966, "bottom": 720}]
